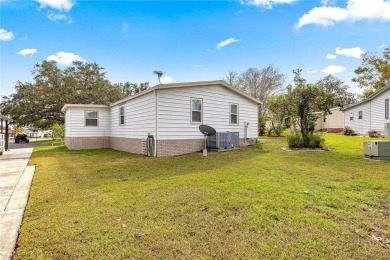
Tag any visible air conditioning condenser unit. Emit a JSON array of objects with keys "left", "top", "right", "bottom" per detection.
[
  {"left": 364, "top": 141, "right": 390, "bottom": 160},
  {"left": 207, "top": 132, "right": 239, "bottom": 150}
]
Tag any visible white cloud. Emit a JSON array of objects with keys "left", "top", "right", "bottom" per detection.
[
  {"left": 47, "top": 11, "right": 73, "bottom": 23},
  {"left": 307, "top": 69, "right": 318, "bottom": 74},
  {"left": 321, "top": 65, "right": 346, "bottom": 75},
  {"left": 335, "top": 47, "right": 364, "bottom": 58},
  {"left": 0, "top": 28, "right": 14, "bottom": 41},
  {"left": 326, "top": 54, "right": 337, "bottom": 59},
  {"left": 296, "top": 0, "right": 390, "bottom": 29},
  {"left": 122, "top": 23, "right": 129, "bottom": 33},
  {"left": 379, "top": 43, "right": 387, "bottom": 48},
  {"left": 160, "top": 76, "right": 173, "bottom": 84},
  {"left": 17, "top": 48, "right": 37, "bottom": 56},
  {"left": 216, "top": 38, "right": 240, "bottom": 50},
  {"left": 321, "top": 0, "right": 337, "bottom": 6},
  {"left": 122, "top": 23, "right": 130, "bottom": 38},
  {"left": 239, "top": 0, "right": 296, "bottom": 9},
  {"left": 35, "top": 0, "right": 75, "bottom": 12},
  {"left": 47, "top": 51, "right": 84, "bottom": 65}
]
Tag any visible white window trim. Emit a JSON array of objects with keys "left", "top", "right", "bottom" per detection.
[
  {"left": 190, "top": 98, "right": 203, "bottom": 124},
  {"left": 230, "top": 103, "right": 239, "bottom": 125},
  {"left": 85, "top": 110, "right": 99, "bottom": 127},
  {"left": 119, "top": 105, "right": 125, "bottom": 126},
  {"left": 385, "top": 98, "right": 389, "bottom": 119}
]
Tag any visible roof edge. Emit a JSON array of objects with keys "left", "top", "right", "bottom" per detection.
[
  {"left": 61, "top": 104, "right": 109, "bottom": 113},
  {"left": 341, "top": 84, "right": 390, "bottom": 111},
  {"left": 110, "top": 80, "right": 261, "bottom": 106}
]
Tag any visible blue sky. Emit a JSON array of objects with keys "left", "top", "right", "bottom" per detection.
[{"left": 1, "top": 0, "right": 389, "bottom": 97}]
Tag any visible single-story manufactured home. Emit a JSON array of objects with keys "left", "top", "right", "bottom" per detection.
[
  {"left": 62, "top": 80, "right": 260, "bottom": 156},
  {"left": 314, "top": 107, "right": 344, "bottom": 133},
  {"left": 342, "top": 84, "right": 390, "bottom": 136}
]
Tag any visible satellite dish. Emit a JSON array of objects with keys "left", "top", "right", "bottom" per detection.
[
  {"left": 153, "top": 70, "right": 164, "bottom": 84},
  {"left": 199, "top": 125, "right": 216, "bottom": 157},
  {"left": 199, "top": 125, "right": 216, "bottom": 136}
]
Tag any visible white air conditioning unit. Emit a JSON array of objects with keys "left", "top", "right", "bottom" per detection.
[
  {"left": 207, "top": 132, "right": 239, "bottom": 150},
  {"left": 384, "top": 123, "right": 390, "bottom": 138}
]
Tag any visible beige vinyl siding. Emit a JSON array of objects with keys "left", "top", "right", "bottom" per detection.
[
  {"left": 326, "top": 109, "right": 344, "bottom": 129},
  {"left": 370, "top": 89, "right": 390, "bottom": 131},
  {"left": 344, "top": 102, "right": 371, "bottom": 135},
  {"left": 315, "top": 108, "right": 344, "bottom": 131},
  {"left": 156, "top": 85, "right": 258, "bottom": 140},
  {"left": 66, "top": 107, "right": 110, "bottom": 137},
  {"left": 110, "top": 91, "right": 156, "bottom": 139}
]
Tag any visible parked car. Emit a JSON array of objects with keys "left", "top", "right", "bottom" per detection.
[{"left": 15, "top": 134, "right": 29, "bottom": 143}]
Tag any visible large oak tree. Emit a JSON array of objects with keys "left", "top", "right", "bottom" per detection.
[{"left": 0, "top": 61, "right": 147, "bottom": 128}]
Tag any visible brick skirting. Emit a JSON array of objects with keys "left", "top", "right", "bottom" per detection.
[
  {"left": 110, "top": 137, "right": 145, "bottom": 155},
  {"left": 326, "top": 128, "right": 343, "bottom": 133},
  {"left": 156, "top": 139, "right": 204, "bottom": 157},
  {"left": 65, "top": 136, "right": 110, "bottom": 150},
  {"left": 66, "top": 136, "right": 259, "bottom": 157}
]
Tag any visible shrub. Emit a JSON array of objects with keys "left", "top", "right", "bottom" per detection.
[
  {"left": 308, "top": 133, "right": 325, "bottom": 148},
  {"left": 368, "top": 130, "right": 379, "bottom": 137},
  {"left": 287, "top": 131, "right": 324, "bottom": 148},
  {"left": 287, "top": 131, "right": 303, "bottom": 148},
  {"left": 342, "top": 126, "right": 355, "bottom": 136}
]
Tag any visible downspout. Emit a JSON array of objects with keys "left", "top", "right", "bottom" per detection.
[
  {"left": 154, "top": 89, "right": 158, "bottom": 157},
  {"left": 370, "top": 100, "right": 372, "bottom": 131}
]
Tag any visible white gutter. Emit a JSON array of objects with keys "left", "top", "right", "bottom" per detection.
[{"left": 154, "top": 89, "right": 158, "bottom": 157}]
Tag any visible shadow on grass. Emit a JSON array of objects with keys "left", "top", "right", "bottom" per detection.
[{"left": 30, "top": 144, "right": 271, "bottom": 183}]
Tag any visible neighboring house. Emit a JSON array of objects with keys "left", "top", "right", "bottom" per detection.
[
  {"left": 341, "top": 84, "right": 390, "bottom": 136},
  {"left": 61, "top": 80, "right": 260, "bottom": 157},
  {"left": 314, "top": 107, "right": 344, "bottom": 133}
]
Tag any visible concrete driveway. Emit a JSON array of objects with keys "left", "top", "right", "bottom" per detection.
[{"left": 0, "top": 147, "right": 35, "bottom": 260}]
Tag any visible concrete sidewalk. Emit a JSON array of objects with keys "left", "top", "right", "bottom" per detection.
[{"left": 0, "top": 148, "right": 35, "bottom": 260}]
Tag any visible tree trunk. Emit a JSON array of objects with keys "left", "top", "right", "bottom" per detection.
[{"left": 300, "top": 106, "right": 310, "bottom": 147}]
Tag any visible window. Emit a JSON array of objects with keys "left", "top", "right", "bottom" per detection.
[
  {"left": 85, "top": 111, "right": 98, "bottom": 126},
  {"left": 230, "top": 103, "right": 238, "bottom": 125},
  {"left": 350, "top": 112, "right": 354, "bottom": 121},
  {"left": 191, "top": 98, "right": 202, "bottom": 123},
  {"left": 358, "top": 111, "right": 363, "bottom": 119},
  {"left": 119, "top": 106, "right": 125, "bottom": 125},
  {"left": 386, "top": 99, "right": 389, "bottom": 119}
]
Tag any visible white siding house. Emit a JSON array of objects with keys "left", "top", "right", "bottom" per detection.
[
  {"left": 62, "top": 81, "right": 260, "bottom": 156},
  {"left": 342, "top": 84, "right": 390, "bottom": 136},
  {"left": 63, "top": 105, "right": 110, "bottom": 149}
]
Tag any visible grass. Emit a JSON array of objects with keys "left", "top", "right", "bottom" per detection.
[{"left": 15, "top": 134, "right": 390, "bottom": 259}]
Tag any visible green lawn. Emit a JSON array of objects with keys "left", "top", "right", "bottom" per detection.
[{"left": 15, "top": 134, "right": 390, "bottom": 259}]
